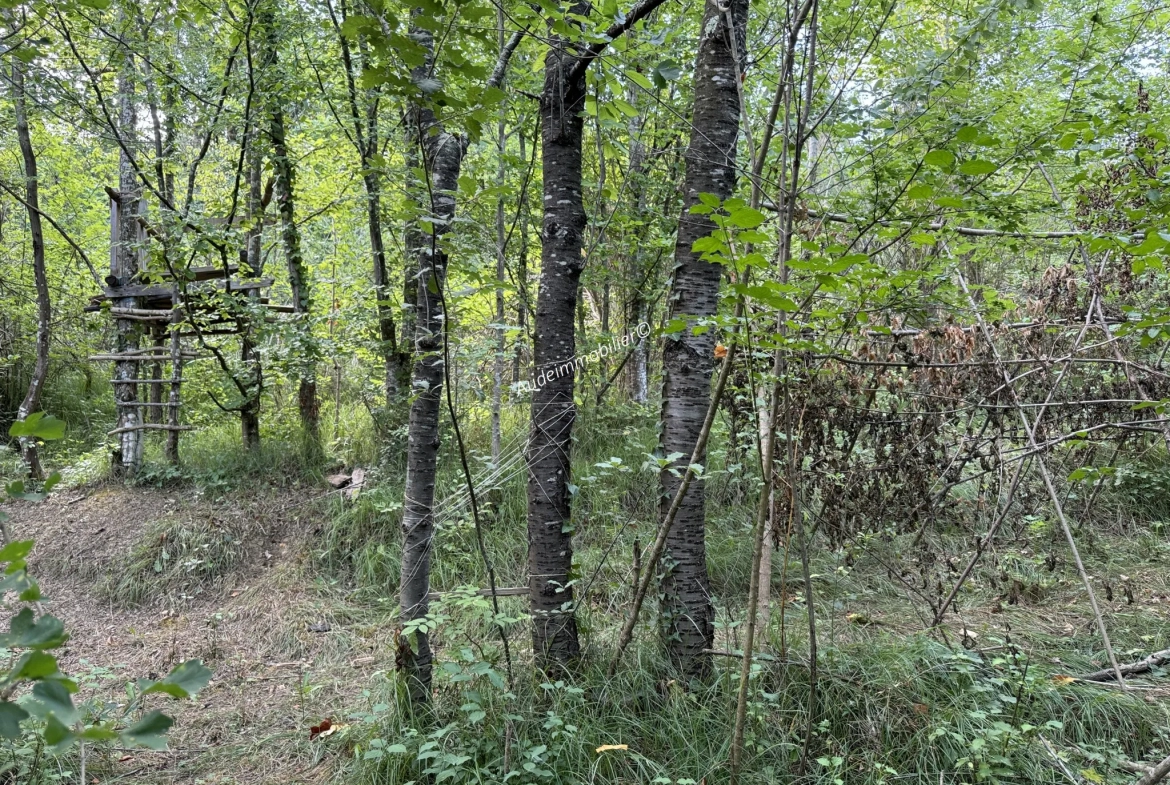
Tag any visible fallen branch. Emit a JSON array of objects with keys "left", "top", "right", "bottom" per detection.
[
  {"left": 1135, "top": 754, "right": 1170, "bottom": 785},
  {"left": 425, "top": 586, "right": 527, "bottom": 602},
  {"left": 1079, "top": 648, "right": 1170, "bottom": 683}
]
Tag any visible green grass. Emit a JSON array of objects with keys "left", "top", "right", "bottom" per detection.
[
  {"left": 330, "top": 631, "right": 1167, "bottom": 785},
  {"left": 305, "top": 401, "right": 1170, "bottom": 785}
]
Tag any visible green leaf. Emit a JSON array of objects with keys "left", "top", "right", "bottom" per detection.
[
  {"left": 955, "top": 126, "right": 979, "bottom": 143},
  {"left": 728, "top": 207, "right": 766, "bottom": 229},
  {"left": 121, "top": 710, "right": 174, "bottom": 750},
  {"left": 30, "top": 680, "right": 79, "bottom": 725},
  {"left": 959, "top": 159, "right": 997, "bottom": 176},
  {"left": 612, "top": 99, "right": 638, "bottom": 118},
  {"left": 0, "top": 702, "right": 29, "bottom": 739},
  {"left": 691, "top": 236, "right": 725, "bottom": 254},
  {"left": 907, "top": 184, "right": 934, "bottom": 200},
  {"left": 627, "top": 71, "right": 654, "bottom": 90},
  {"left": 924, "top": 150, "right": 955, "bottom": 168},
  {"left": 79, "top": 723, "right": 119, "bottom": 741},
  {"left": 654, "top": 60, "right": 681, "bottom": 82},
  {"left": 0, "top": 608, "right": 67, "bottom": 650},
  {"left": 737, "top": 229, "right": 770, "bottom": 244},
  {"left": 0, "top": 540, "right": 34, "bottom": 563},
  {"left": 142, "top": 660, "right": 212, "bottom": 699},
  {"left": 42, "top": 714, "right": 75, "bottom": 749},
  {"left": 19, "top": 581, "right": 41, "bottom": 602},
  {"left": 339, "top": 13, "right": 377, "bottom": 39},
  {"left": 14, "top": 650, "right": 59, "bottom": 680},
  {"left": 8, "top": 413, "right": 65, "bottom": 441},
  {"left": 745, "top": 285, "right": 798, "bottom": 311}
]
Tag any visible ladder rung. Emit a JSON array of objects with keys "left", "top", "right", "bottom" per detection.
[
  {"left": 91, "top": 354, "right": 200, "bottom": 362},
  {"left": 108, "top": 424, "right": 193, "bottom": 435},
  {"left": 110, "top": 379, "right": 184, "bottom": 384}
]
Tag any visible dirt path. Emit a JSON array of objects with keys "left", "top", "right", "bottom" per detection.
[{"left": 1, "top": 483, "right": 384, "bottom": 784}]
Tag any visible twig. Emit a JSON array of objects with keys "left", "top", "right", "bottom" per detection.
[
  {"left": 1039, "top": 734, "right": 1086, "bottom": 785},
  {"left": 438, "top": 245, "right": 514, "bottom": 688}
]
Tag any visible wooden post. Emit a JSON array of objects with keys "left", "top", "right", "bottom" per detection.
[
  {"left": 165, "top": 289, "right": 182, "bottom": 464},
  {"left": 149, "top": 331, "right": 164, "bottom": 424}
]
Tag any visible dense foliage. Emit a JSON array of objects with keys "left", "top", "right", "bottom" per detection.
[{"left": 0, "top": 0, "right": 1168, "bottom": 781}]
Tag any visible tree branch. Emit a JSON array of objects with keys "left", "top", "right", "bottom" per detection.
[
  {"left": 0, "top": 178, "right": 102, "bottom": 286},
  {"left": 487, "top": 29, "right": 526, "bottom": 89},
  {"left": 566, "top": 0, "right": 672, "bottom": 83}
]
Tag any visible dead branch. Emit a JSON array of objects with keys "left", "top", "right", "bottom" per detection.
[{"left": 1079, "top": 648, "right": 1170, "bottom": 683}]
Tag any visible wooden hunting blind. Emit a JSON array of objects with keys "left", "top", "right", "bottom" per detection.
[{"left": 88, "top": 188, "right": 289, "bottom": 474}]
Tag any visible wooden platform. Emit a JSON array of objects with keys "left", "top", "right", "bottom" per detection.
[{"left": 90, "top": 259, "right": 289, "bottom": 465}]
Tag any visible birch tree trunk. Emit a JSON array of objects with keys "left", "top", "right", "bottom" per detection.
[
  {"left": 11, "top": 60, "right": 49, "bottom": 480},
  {"left": 657, "top": 0, "right": 748, "bottom": 680},
  {"left": 111, "top": 49, "right": 143, "bottom": 478},
  {"left": 526, "top": 17, "right": 590, "bottom": 668},
  {"left": 396, "top": 20, "right": 467, "bottom": 712}
]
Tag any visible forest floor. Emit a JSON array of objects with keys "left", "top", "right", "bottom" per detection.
[
  {"left": 0, "top": 480, "right": 376, "bottom": 784},
  {"left": 3, "top": 474, "right": 1170, "bottom": 784}
]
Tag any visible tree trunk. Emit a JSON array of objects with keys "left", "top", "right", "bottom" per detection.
[
  {"left": 527, "top": 21, "right": 589, "bottom": 668},
  {"left": 625, "top": 87, "right": 649, "bottom": 404},
  {"left": 330, "top": 2, "right": 401, "bottom": 410},
  {"left": 263, "top": 5, "right": 318, "bottom": 445},
  {"left": 657, "top": 0, "right": 747, "bottom": 680},
  {"left": 240, "top": 127, "right": 265, "bottom": 451},
  {"left": 512, "top": 126, "right": 531, "bottom": 386},
  {"left": 396, "top": 22, "right": 467, "bottom": 712},
  {"left": 491, "top": 6, "right": 508, "bottom": 469},
  {"left": 11, "top": 60, "right": 49, "bottom": 480},
  {"left": 111, "top": 50, "right": 143, "bottom": 478}
]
